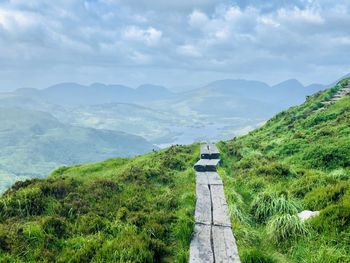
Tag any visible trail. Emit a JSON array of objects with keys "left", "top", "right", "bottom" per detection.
[
  {"left": 190, "top": 144, "right": 240, "bottom": 263},
  {"left": 314, "top": 84, "right": 350, "bottom": 113}
]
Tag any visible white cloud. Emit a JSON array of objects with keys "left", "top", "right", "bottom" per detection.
[
  {"left": 0, "top": 8, "right": 40, "bottom": 31},
  {"left": 189, "top": 10, "right": 208, "bottom": 28},
  {"left": 224, "top": 6, "right": 242, "bottom": 21},
  {"left": 0, "top": 0, "right": 349, "bottom": 89},
  {"left": 277, "top": 7, "right": 324, "bottom": 24},
  {"left": 123, "top": 26, "right": 162, "bottom": 46},
  {"left": 130, "top": 51, "right": 151, "bottom": 64},
  {"left": 177, "top": 44, "right": 202, "bottom": 57}
]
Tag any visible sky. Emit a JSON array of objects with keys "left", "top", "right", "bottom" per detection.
[{"left": 0, "top": 0, "right": 349, "bottom": 91}]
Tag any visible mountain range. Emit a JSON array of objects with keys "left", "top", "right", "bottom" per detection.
[{"left": 0, "top": 78, "right": 328, "bottom": 192}]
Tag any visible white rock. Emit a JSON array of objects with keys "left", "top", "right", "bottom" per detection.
[{"left": 298, "top": 210, "right": 320, "bottom": 221}]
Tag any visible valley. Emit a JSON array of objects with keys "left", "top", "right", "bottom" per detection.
[{"left": 0, "top": 79, "right": 327, "bottom": 192}]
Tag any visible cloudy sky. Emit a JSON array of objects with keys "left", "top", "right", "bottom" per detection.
[{"left": 0, "top": 0, "right": 349, "bottom": 91}]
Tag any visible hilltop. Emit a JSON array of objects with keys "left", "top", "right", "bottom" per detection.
[
  {"left": 218, "top": 77, "right": 350, "bottom": 262},
  {"left": 0, "top": 78, "right": 349, "bottom": 262}
]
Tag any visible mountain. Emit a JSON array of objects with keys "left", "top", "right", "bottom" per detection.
[
  {"left": 1, "top": 78, "right": 327, "bottom": 144},
  {"left": 197, "top": 78, "right": 325, "bottom": 107},
  {"left": 137, "top": 84, "right": 174, "bottom": 100},
  {"left": 0, "top": 77, "right": 349, "bottom": 261},
  {"left": 14, "top": 82, "right": 176, "bottom": 107},
  {"left": 0, "top": 107, "right": 155, "bottom": 193}
]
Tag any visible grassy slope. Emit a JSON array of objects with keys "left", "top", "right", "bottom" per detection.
[
  {"left": 0, "top": 107, "right": 155, "bottom": 193},
  {"left": 0, "top": 145, "right": 198, "bottom": 262},
  {"left": 218, "top": 78, "right": 350, "bottom": 262}
]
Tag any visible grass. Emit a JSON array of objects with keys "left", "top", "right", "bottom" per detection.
[
  {"left": 0, "top": 144, "right": 198, "bottom": 262},
  {"left": 267, "top": 214, "right": 310, "bottom": 243},
  {"left": 218, "top": 78, "right": 350, "bottom": 262},
  {"left": 251, "top": 192, "right": 299, "bottom": 223}
]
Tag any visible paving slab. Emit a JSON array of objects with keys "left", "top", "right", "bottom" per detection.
[
  {"left": 200, "top": 144, "right": 211, "bottom": 159},
  {"left": 189, "top": 224, "right": 214, "bottom": 263},
  {"left": 207, "top": 172, "right": 223, "bottom": 185},
  {"left": 211, "top": 184, "right": 231, "bottom": 227},
  {"left": 191, "top": 143, "right": 240, "bottom": 263},
  {"left": 194, "top": 159, "right": 208, "bottom": 172},
  {"left": 195, "top": 183, "right": 212, "bottom": 225},
  {"left": 212, "top": 226, "right": 240, "bottom": 263},
  {"left": 196, "top": 172, "right": 208, "bottom": 185}
]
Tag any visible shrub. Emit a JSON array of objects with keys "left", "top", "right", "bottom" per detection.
[
  {"left": 3, "top": 179, "right": 40, "bottom": 195},
  {"left": 253, "top": 162, "right": 295, "bottom": 178},
  {"left": 57, "top": 235, "right": 102, "bottom": 263},
  {"left": 95, "top": 225, "right": 153, "bottom": 262},
  {"left": 303, "top": 143, "right": 350, "bottom": 170},
  {"left": 303, "top": 182, "right": 349, "bottom": 210},
  {"left": 0, "top": 253, "right": 19, "bottom": 263},
  {"left": 310, "top": 195, "right": 350, "bottom": 231},
  {"left": 267, "top": 214, "right": 310, "bottom": 243},
  {"left": 229, "top": 204, "right": 250, "bottom": 225},
  {"left": 42, "top": 216, "right": 67, "bottom": 238},
  {"left": 241, "top": 248, "right": 277, "bottom": 263},
  {"left": 23, "top": 222, "right": 44, "bottom": 245},
  {"left": 76, "top": 213, "right": 108, "bottom": 234},
  {"left": 290, "top": 172, "right": 328, "bottom": 198},
  {"left": 251, "top": 192, "right": 299, "bottom": 223},
  {"left": 311, "top": 245, "right": 350, "bottom": 263},
  {"left": 0, "top": 187, "right": 46, "bottom": 218}
]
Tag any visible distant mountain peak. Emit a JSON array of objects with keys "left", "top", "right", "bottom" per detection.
[
  {"left": 137, "top": 84, "right": 172, "bottom": 93},
  {"left": 273, "top": 79, "right": 304, "bottom": 88}
]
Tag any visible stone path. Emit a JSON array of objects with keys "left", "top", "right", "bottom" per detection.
[
  {"left": 190, "top": 144, "right": 240, "bottom": 263},
  {"left": 314, "top": 84, "right": 350, "bottom": 113}
]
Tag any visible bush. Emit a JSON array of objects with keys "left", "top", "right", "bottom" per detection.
[
  {"left": 253, "top": 162, "right": 295, "bottom": 178},
  {"left": 0, "top": 187, "right": 46, "bottom": 218},
  {"left": 42, "top": 216, "right": 67, "bottom": 238},
  {"left": 304, "top": 182, "right": 349, "bottom": 210},
  {"left": 310, "top": 195, "right": 350, "bottom": 231},
  {"left": 290, "top": 171, "right": 328, "bottom": 198},
  {"left": 303, "top": 143, "right": 350, "bottom": 170},
  {"left": 57, "top": 235, "right": 102, "bottom": 263},
  {"left": 267, "top": 214, "right": 310, "bottom": 243},
  {"left": 251, "top": 192, "right": 299, "bottom": 223},
  {"left": 95, "top": 225, "right": 153, "bottom": 262},
  {"left": 23, "top": 222, "right": 44, "bottom": 245},
  {"left": 76, "top": 213, "right": 108, "bottom": 234},
  {"left": 241, "top": 248, "right": 277, "bottom": 263}
]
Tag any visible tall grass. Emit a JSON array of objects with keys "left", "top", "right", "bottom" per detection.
[
  {"left": 251, "top": 192, "right": 300, "bottom": 223},
  {"left": 267, "top": 214, "right": 310, "bottom": 243}
]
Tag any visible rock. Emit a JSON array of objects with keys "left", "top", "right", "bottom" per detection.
[{"left": 298, "top": 210, "right": 320, "bottom": 221}]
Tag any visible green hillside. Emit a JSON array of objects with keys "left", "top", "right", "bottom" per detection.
[
  {"left": 0, "top": 145, "right": 197, "bottom": 262},
  {"left": 0, "top": 78, "right": 349, "bottom": 262},
  {"left": 218, "top": 77, "right": 350, "bottom": 262},
  {"left": 0, "top": 107, "right": 155, "bottom": 193}
]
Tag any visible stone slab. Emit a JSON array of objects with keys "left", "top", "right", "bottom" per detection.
[
  {"left": 207, "top": 172, "right": 223, "bottom": 185},
  {"left": 211, "top": 184, "right": 231, "bottom": 227},
  {"left": 212, "top": 226, "right": 240, "bottom": 263},
  {"left": 196, "top": 172, "right": 208, "bottom": 185},
  {"left": 189, "top": 224, "right": 214, "bottom": 263},
  {"left": 195, "top": 183, "right": 212, "bottom": 225},
  {"left": 194, "top": 159, "right": 220, "bottom": 172}
]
